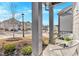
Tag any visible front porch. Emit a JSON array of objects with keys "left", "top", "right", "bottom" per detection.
[{"left": 32, "top": 2, "right": 79, "bottom": 56}]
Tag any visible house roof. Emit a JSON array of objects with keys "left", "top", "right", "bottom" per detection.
[{"left": 58, "top": 6, "right": 73, "bottom": 15}]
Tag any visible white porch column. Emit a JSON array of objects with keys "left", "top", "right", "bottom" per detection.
[
  {"left": 49, "top": 5, "right": 55, "bottom": 44},
  {"left": 32, "top": 2, "right": 42, "bottom": 56},
  {"left": 58, "top": 15, "right": 60, "bottom": 36}
]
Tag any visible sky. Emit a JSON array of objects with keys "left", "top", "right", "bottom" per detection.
[{"left": 0, "top": 2, "right": 72, "bottom": 25}]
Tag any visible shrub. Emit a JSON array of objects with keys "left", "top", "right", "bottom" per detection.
[
  {"left": 3, "top": 44, "right": 16, "bottom": 56},
  {"left": 5, "top": 29, "right": 9, "bottom": 31},
  {"left": 21, "top": 45, "right": 32, "bottom": 56},
  {"left": 42, "top": 37, "right": 48, "bottom": 46},
  {"left": 64, "top": 36, "right": 72, "bottom": 42}
]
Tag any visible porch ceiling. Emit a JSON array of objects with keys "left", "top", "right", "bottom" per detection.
[
  {"left": 43, "top": 2, "right": 63, "bottom": 11},
  {"left": 43, "top": 2, "right": 62, "bottom": 6},
  {"left": 50, "top": 2, "right": 62, "bottom": 5}
]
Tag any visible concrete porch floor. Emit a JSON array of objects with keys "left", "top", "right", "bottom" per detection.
[{"left": 42, "top": 40, "right": 79, "bottom": 56}]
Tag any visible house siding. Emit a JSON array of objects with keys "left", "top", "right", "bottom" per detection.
[{"left": 60, "top": 14, "right": 73, "bottom": 35}]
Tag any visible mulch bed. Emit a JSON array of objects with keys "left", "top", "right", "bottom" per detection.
[
  {"left": 5, "top": 37, "right": 23, "bottom": 41},
  {"left": 0, "top": 37, "right": 32, "bottom": 47}
]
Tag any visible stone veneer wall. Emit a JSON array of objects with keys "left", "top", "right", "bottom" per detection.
[{"left": 73, "top": 3, "right": 79, "bottom": 40}]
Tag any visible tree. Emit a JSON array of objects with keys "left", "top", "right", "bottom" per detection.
[{"left": 9, "top": 2, "right": 16, "bottom": 38}]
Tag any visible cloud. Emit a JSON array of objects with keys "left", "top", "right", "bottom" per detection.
[
  {"left": 15, "top": 13, "right": 21, "bottom": 17},
  {"left": 0, "top": 14, "right": 12, "bottom": 22},
  {"left": 0, "top": 10, "right": 8, "bottom": 14},
  {"left": 27, "top": 10, "right": 32, "bottom": 13},
  {"left": 0, "top": 9, "right": 11, "bottom": 21},
  {"left": 15, "top": 9, "right": 32, "bottom": 17}
]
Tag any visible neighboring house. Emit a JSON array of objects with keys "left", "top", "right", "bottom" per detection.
[
  {"left": 42, "top": 25, "right": 49, "bottom": 32},
  {"left": 0, "top": 18, "right": 32, "bottom": 31},
  {"left": 0, "top": 18, "right": 21, "bottom": 31},
  {"left": 26, "top": 21, "right": 32, "bottom": 30},
  {"left": 20, "top": 21, "right": 32, "bottom": 31},
  {"left": 58, "top": 6, "right": 73, "bottom": 36},
  {"left": 42, "top": 25, "right": 48, "bottom": 30}
]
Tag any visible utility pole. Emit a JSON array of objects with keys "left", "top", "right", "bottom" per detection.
[{"left": 22, "top": 13, "right": 24, "bottom": 37}]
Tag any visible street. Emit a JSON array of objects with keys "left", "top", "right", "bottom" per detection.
[{"left": 0, "top": 30, "right": 49, "bottom": 39}]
